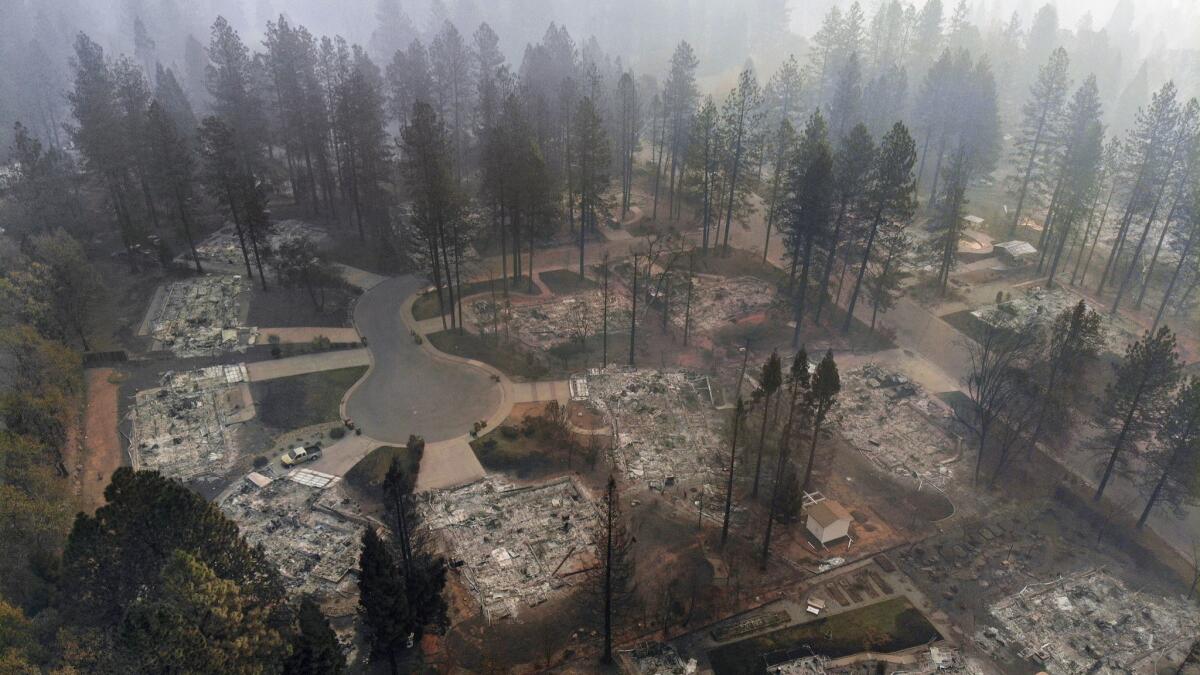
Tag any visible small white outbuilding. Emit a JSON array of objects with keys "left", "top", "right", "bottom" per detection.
[{"left": 805, "top": 499, "right": 852, "bottom": 545}]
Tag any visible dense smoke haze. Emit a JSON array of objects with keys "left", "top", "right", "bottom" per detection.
[
  {"left": 5, "top": 0, "right": 1200, "bottom": 672},
  {"left": 1, "top": 0, "right": 1198, "bottom": 154}
]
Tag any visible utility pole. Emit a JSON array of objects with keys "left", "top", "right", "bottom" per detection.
[
  {"left": 721, "top": 397, "right": 745, "bottom": 546},
  {"left": 629, "top": 253, "right": 639, "bottom": 366}
]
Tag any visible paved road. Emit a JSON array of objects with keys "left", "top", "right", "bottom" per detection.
[{"left": 344, "top": 275, "right": 501, "bottom": 445}]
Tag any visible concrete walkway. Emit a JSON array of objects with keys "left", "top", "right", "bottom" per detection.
[
  {"left": 511, "top": 379, "right": 572, "bottom": 404},
  {"left": 245, "top": 348, "right": 369, "bottom": 381},
  {"left": 415, "top": 438, "right": 486, "bottom": 491},
  {"left": 334, "top": 263, "right": 388, "bottom": 290}
]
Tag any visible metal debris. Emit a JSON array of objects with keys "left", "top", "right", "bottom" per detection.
[
  {"left": 419, "top": 475, "right": 601, "bottom": 622},
  {"left": 128, "top": 365, "right": 251, "bottom": 482},
  {"left": 837, "top": 364, "right": 965, "bottom": 487},
  {"left": 220, "top": 470, "right": 366, "bottom": 598},
  {"left": 148, "top": 274, "right": 256, "bottom": 356},
  {"left": 985, "top": 569, "right": 1200, "bottom": 673},
  {"left": 583, "top": 368, "right": 724, "bottom": 497}
]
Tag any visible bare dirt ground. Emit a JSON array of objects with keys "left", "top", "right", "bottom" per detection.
[{"left": 78, "top": 368, "right": 123, "bottom": 512}]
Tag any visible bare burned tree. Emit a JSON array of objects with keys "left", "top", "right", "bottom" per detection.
[
  {"left": 598, "top": 475, "right": 636, "bottom": 664},
  {"left": 957, "top": 311, "right": 1042, "bottom": 486}
]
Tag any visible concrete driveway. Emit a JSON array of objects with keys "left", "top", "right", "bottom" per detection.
[{"left": 344, "top": 275, "right": 501, "bottom": 445}]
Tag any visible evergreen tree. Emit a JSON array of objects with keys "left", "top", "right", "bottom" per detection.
[
  {"left": 58, "top": 468, "right": 286, "bottom": 632},
  {"left": 117, "top": 551, "right": 286, "bottom": 673},
  {"left": 1098, "top": 82, "right": 1182, "bottom": 297},
  {"left": 802, "top": 351, "right": 841, "bottom": 490},
  {"left": 815, "top": 123, "right": 875, "bottom": 324},
  {"left": 761, "top": 348, "right": 813, "bottom": 568},
  {"left": 718, "top": 65, "right": 763, "bottom": 252},
  {"left": 1137, "top": 377, "right": 1200, "bottom": 528},
  {"left": 206, "top": 16, "right": 267, "bottom": 172},
  {"left": 782, "top": 111, "right": 834, "bottom": 344},
  {"left": 4, "top": 122, "right": 84, "bottom": 239},
  {"left": 333, "top": 45, "right": 392, "bottom": 246},
  {"left": 1028, "top": 300, "right": 1104, "bottom": 454},
  {"left": 402, "top": 102, "right": 462, "bottom": 330},
  {"left": 1042, "top": 77, "right": 1105, "bottom": 286},
  {"left": 357, "top": 528, "right": 410, "bottom": 675},
  {"left": 571, "top": 95, "right": 611, "bottom": 277},
  {"left": 616, "top": 71, "right": 639, "bottom": 219},
  {"left": 285, "top": 596, "right": 346, "bottom": 675},
  {"left": 1097, "top": 327, "right": 1182, "bottom": 500},
  {"left": 1153, "top": 186, "right": 1200, "bottom": 330},
  {"left": 1005, "top": 47, "right": 1071, "bottom": 236},
  {"left": 687, "top": 96, "right": 723, "bottom": 252},
  {"left": 825, "top": 51, "right": 862, "bottom": 138},
  {"left": 369, "top": 0, "right": 416, "bottom": 60},
  {"left": 387, "top": 39, "right": 434, "bottom": 131},
  {"left": 198, "top": 116, "right": 257, "bottom": 281},
  {"left": 843, "top": 123, "right": 917, "bottom": 334},
  {"left": 663, "top": 42, "right": 700, "bottom": 220},
  {"left": 865, "top": 227, "right": 912, "bottom": 332},
  {"left": 430, "top": 20, "right": 474, "bottom": 179},
  {"left": 147, "top": 100, "right": 203, "bottom": 273},
  {"left": 1111, "top": 97, "right": 1199, "bottom": 312},
  {"left": 68, "top": 33, "right": 144, "bottom": 260},
  {"left": 751, "top": 351, "right": 783, "bottom": 498},
  {"left": 153, "top": 64, "right": 198, "bottom": 141}
]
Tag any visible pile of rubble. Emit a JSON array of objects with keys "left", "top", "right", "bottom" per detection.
[
  {"left": 970, "top": 286, "right": 1139, "bottom": 355},
  {"left": 769, "top": 646, "right": 985, "bottom": 674},
  {"left": 190, "top": 219, "right": 329, "bottom": 267},
  {"left": 837, "top": 365, "right": 965, "bottom": 488},
  {"left": 221, "top": 469, "right": 366, "bottom": 598},
  {"left": 581, "top": 368, "right": 724, "bottom": 494},
  {"left": 148, "top": 275, "right": 256, "bottom": 356},
  {"left": 478, "top": 290, "right": 631, "bottom": 350},
  {"left": 419, "top": 476, "right": 600, "bottom": 621},
  {"left": 626, "top": 643, "right": 697, "bottom": 674},
  {"left": 129, "top": 365, "right": 252, "bottom": 482},
  {"left": 985, "top": 569, "right": 1200, "bottom": 673},
  {"left": 669, "top": 275, "right": 778, "bottom": 336}
]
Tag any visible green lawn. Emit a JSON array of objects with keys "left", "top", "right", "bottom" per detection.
[
  {"left": 688, "top": 247, "right": 788, "bottom": 285},
  {"left": 250, "top": 366, "right": 366, "bottom": 431},
  {"left": 707, "top": 597, "right": 941, "bottom": 675},
  {"left": 540, "top": 268, "right": 598, "bottom": 294},
  {"left": 470, "top": 418, "right": 599, "bottom": 479},
  {"left": 426, "top": 331, "right": 550, "bottom": 380},
  {"left": 344, "top": 444, "right": 422, "bottom": 493},
  {"left": 412, "top": 276, "right": 537, "bottom": 321}
]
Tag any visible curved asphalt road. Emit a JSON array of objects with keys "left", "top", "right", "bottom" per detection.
[{"left": 344, "top": 275, "right": 500, "bottom": 444}]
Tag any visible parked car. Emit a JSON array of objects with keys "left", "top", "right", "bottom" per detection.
[{"left": 281, "top": 444, "right": 322, "bottom": 467}]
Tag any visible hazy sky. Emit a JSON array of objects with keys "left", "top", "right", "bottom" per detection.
[{"left": 789, "top": 0, "right": 1123, "bottom": 34}]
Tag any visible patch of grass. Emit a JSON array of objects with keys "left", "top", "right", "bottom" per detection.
[
  {"left": 247, "top": 284, "right": 357, "bottom": 328},
  {"left": 539, "top": 268, "right": 598, "bottom": 294},
  {"left": 250, "top": 366, "right": 366, "bottom": 431},
  {"left": 412, "top": 276, "right": 537, "bottom": 321},
  {"left": 426, "top": 331, "right": 550, "bottom": 380},
  {"left": 708, "top": 598, "right": 942, "bottom": 675},
  {"left": 688, "top": 247, "right": 788, "bottom": 285},
  {"left": 545, "top": 331, "right": 630, "bottom": 370},
  {"left": 469, "top": 414, "right": 598, "bottom": 479},
  {"left": 940, "top": 308, "right": 990, "bottom": 343},
  {"left": 345, "top": 444, "right": 421, "bottom": 493}
]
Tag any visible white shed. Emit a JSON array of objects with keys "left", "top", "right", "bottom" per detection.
[{"left": 806, "top": 500, "right": 852, "bottom": 545}]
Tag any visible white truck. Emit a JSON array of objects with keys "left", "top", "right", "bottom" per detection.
[{"left": 281, "top": 444, "right": 322, "bottom": 467}]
